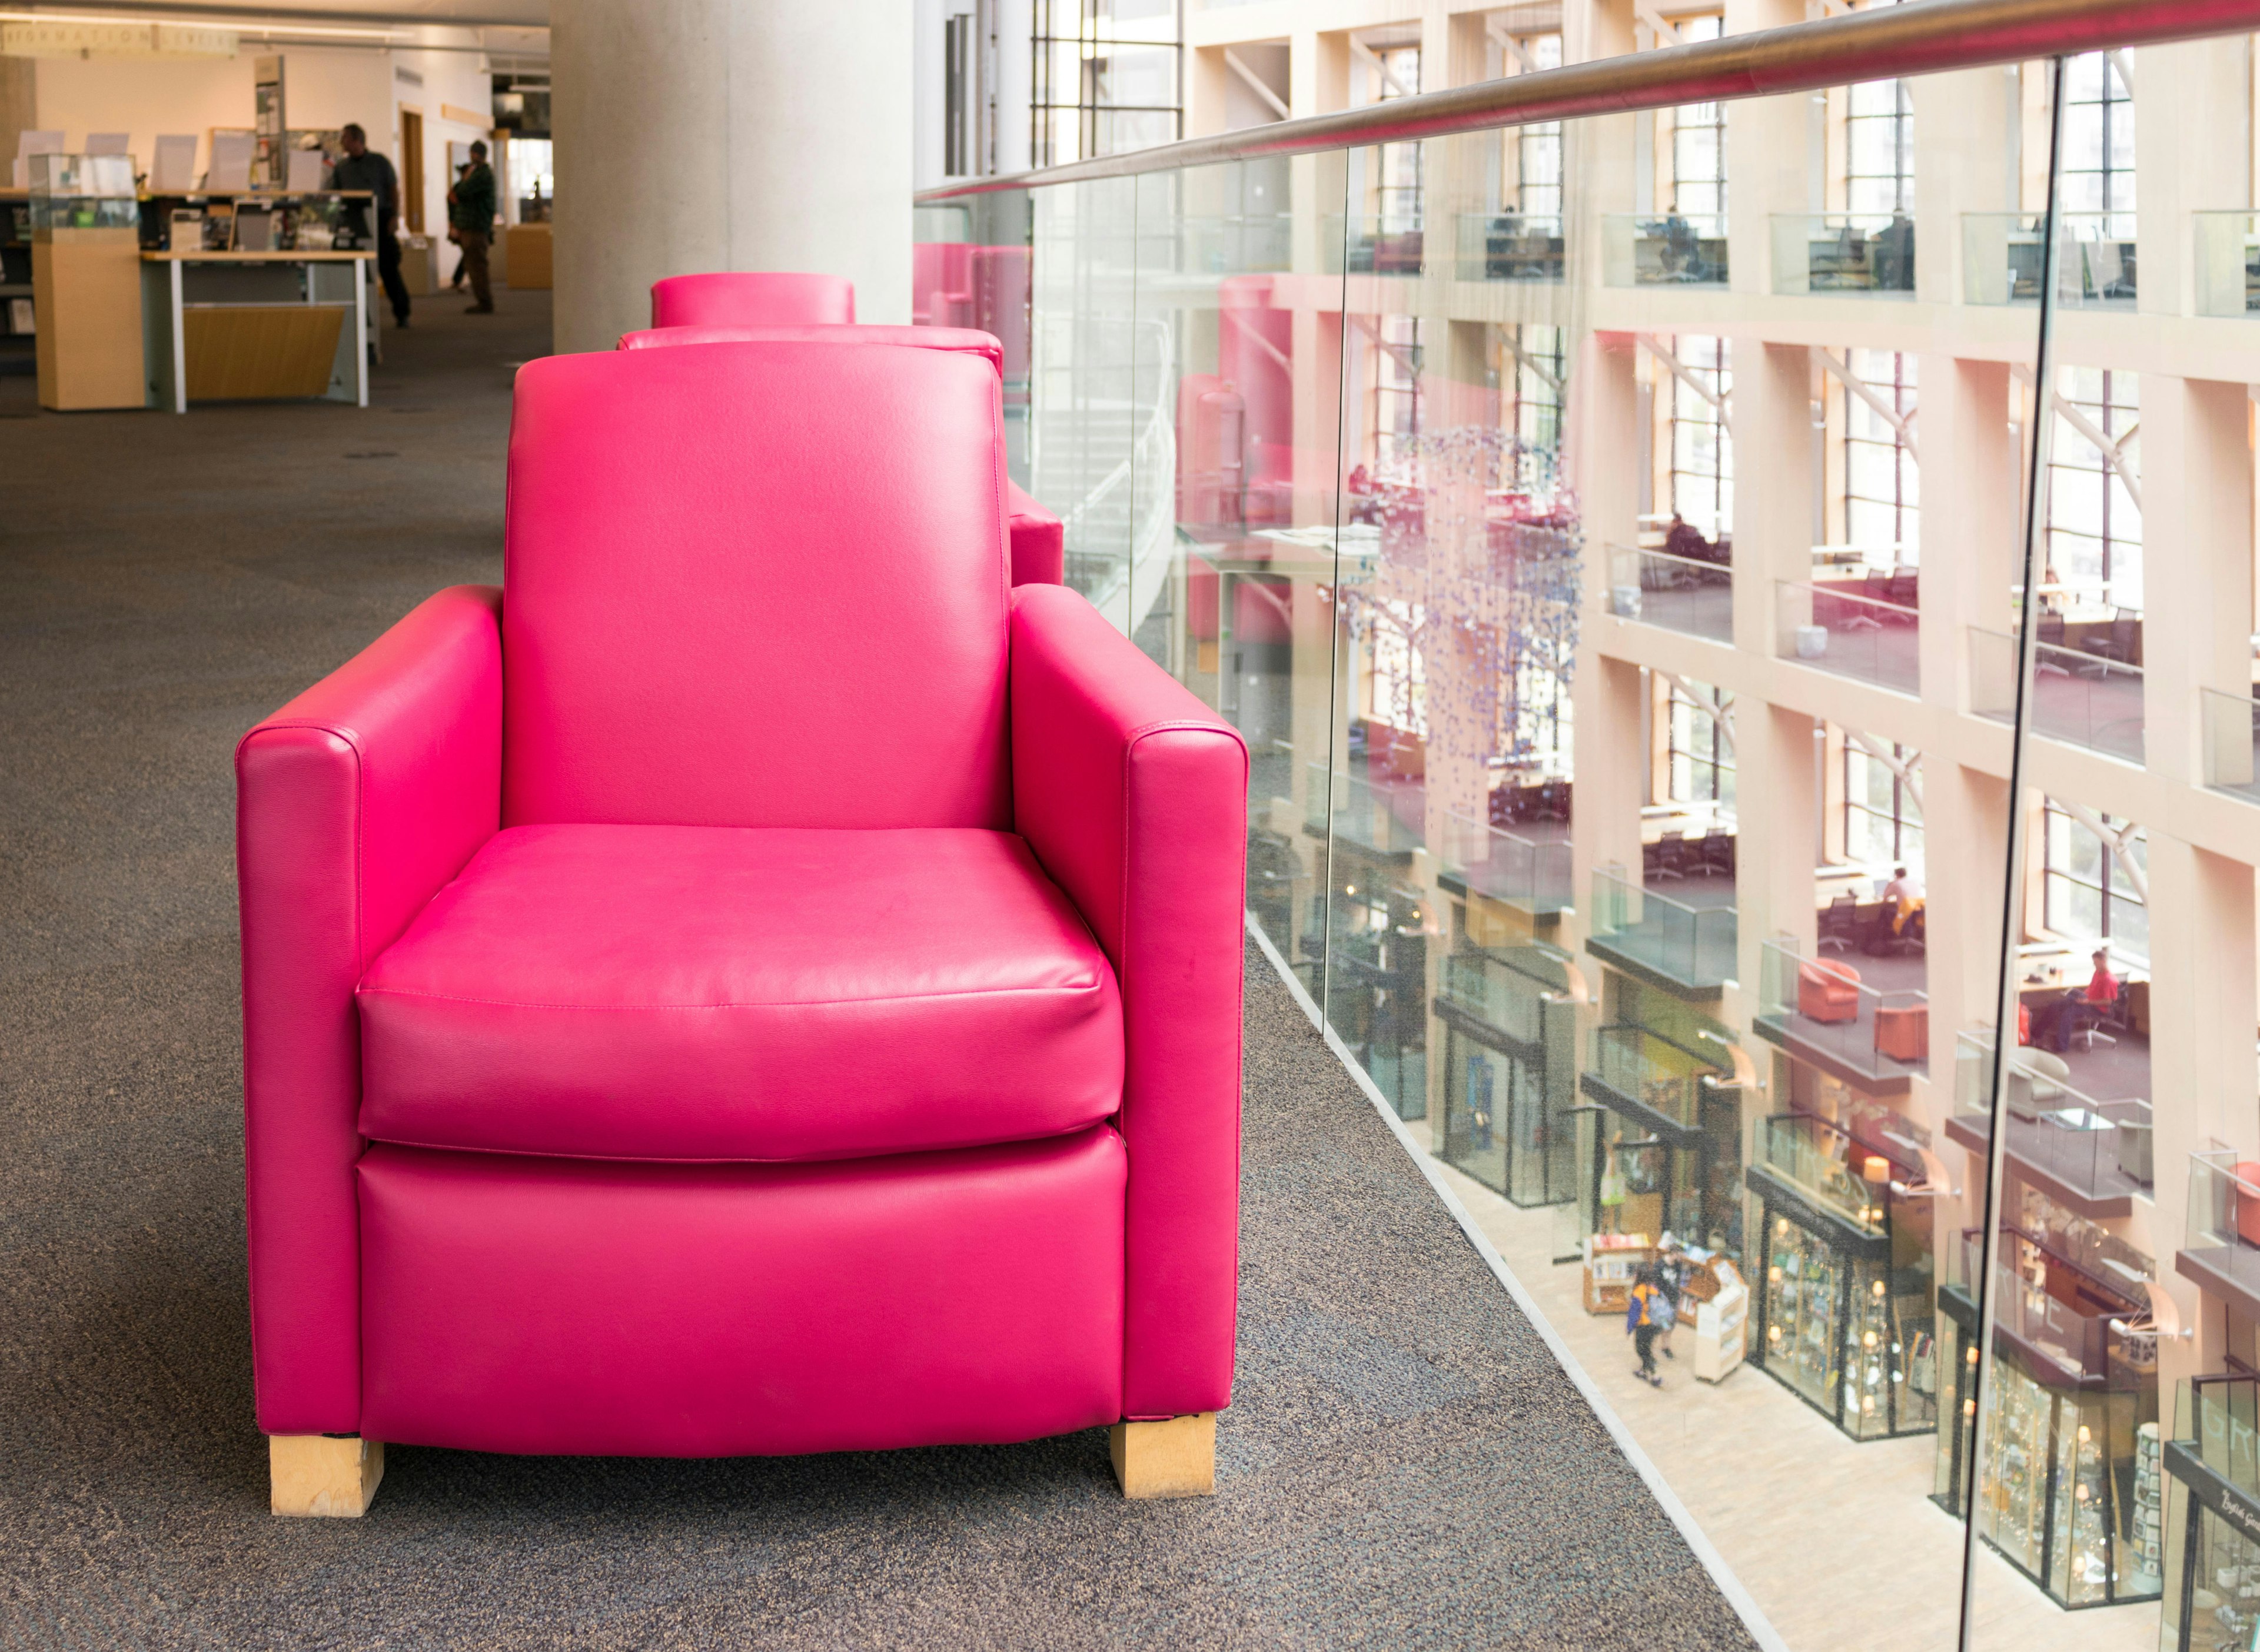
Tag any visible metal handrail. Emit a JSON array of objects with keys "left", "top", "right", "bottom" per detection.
[{"left": 915, "top": 0, "right": 2260, "bottom": 201}]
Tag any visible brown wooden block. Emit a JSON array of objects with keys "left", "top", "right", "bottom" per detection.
[
  {"left": 268, "top": 1434, "right": 384, "bottom": 1518},
  {"left": 1109, "top": 1412, "right": 1217, "bottom": 1499}
]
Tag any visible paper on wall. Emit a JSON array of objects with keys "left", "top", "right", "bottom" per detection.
[
  {"left": 85, "top": 133, "right": 129, "bottom": 155},
  {"left": 12, "top": 129, "right": 62, "bottom": 188},
  {"left": 207, "top": 130, "right": 254, "bottom": 192},
  {"left": 285, "top": 148, "right": 324, "bottom": 192},
  {"left": 151, "top": 134, "right": 199, "bottom": 192}
]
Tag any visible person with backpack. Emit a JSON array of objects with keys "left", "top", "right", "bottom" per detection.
[{"left": 1627, "top": 1261, "right": 1669, "bottom": 1387}]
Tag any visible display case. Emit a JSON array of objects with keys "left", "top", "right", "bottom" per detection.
[
  {"left": 1932, "top": 1225, "right": 2159, "bottom": 1608},
  {"left": 2163, "top": 1374, "right": 2260, "bottom": 1651},
  {"left": 1573, "top": 1022, "right": 1742, "bottom": 1261},
  {"left": 1434, "top": 942, "right": 1578, "bottom": 1206},
  {"left": 27, "top": 153, "right": 143, "bottom": 410},
  {"left": 1745, "top": 1111, "right": 1936, "bottom": 1440}
]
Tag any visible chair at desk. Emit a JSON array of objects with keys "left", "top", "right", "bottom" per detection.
[
  {"left": 1880, "top": 570, "right": 1918, "bottom": 619},
  {"left": 1532, "top": 780, "right": 1570, "bottom": 824},
  {"left": 1647, "top": 830, "right": 1690, "bottom": 881},
  {"left": 1698, "top": 827, "right": 1734, "bottom": 878},
  {"left": 2079, "top": 609, "right": 2141, "bottom": 677},
  {"left": 2036, "top": 610, "right": 2071, "bottom": 677},
  {"left": 1818, "top": 892, "right": 1860, "bottom": 953}
]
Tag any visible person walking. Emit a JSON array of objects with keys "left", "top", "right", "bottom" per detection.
[
  {"left": 331, "top": 124, "right": 410, "bottom": 328},
  {"left": 448, "top": 141, "right": 497, "bottom": 314},
  {"left": 1627, "top": 1261, "right": 1666, "bottom": 1387}
]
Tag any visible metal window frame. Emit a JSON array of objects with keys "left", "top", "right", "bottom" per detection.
[{"left": 920, "top": 0, "right": 2260, "bottom": 201}]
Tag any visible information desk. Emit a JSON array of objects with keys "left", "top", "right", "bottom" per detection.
[{"left": 141, "top": 248, "right": 370, "bottom": 413}]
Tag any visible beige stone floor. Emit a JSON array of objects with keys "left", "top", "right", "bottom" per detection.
[{"left": 1408, "top": 1123, "right": 2160, "bottom": 1652}]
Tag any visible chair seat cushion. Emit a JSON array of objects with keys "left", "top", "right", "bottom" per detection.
[{"left": 358, "top": 824, "right": 1122, "bottom": 1162}]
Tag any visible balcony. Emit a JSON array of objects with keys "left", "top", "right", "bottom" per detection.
[
  {"left": 2176, "top": 1151, "right": 2260, "bottom": 1322},
  {"left": 1943, "top": 1030, "right": 2152, "bottom": 1218},
  {"left": 1306, "top": 764, "right": 1421, "bottom": 860},
  {"left": 1752, "top": 939, "right": 1926, "bottom": 1093},
  {"left": 1968, "top": 627, "right": 2144, "bottom": 765},
  {"left": 1775, "top": 577, "right": 1918, "bottom": 694},
  {"left": 1605, "top": 543, "right": 1732, "bottom": 643},
  {"left": 1961, "top": 211, "right": 2136, "bottom": 308},
  {"left": 1437, "top": 812, "right": 1572, "bottom": 916},
  {"left": 1745, "top": 1111, "right": 1895, "bottom": 1256},
  {"left": 1584, "top": 866, "right": 1735, "bottom": 996},
  {"left": 1602, "top": 213, "right": 1728, "bottom": 288},
  {"left": 2201, "top": 685, "right": 2260, "bottom": 805},
  {"left": 2192, "top": 211, "right": 2260, "bottom": 317},
  {"left": 1438, "top": 949, "right": 1548, "bottom": 1050},
  {"left": 1578, "top": 1022, "right": 1722, "bottom": 1143},
  {"left": 1939, "top": 1227, "right": 2146, "bottom": 1391},
  {"left": 1455, "top": 212, "right": 1564, "bottom": 282},
  {"left": 1326, "top": 215, "right": 1424, "bottom": 277},
  {"left": 1770, "top": 213, "right": 1914, "bottom": 297}
]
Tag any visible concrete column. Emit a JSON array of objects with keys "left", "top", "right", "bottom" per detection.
[
  {"left": 1722, "top": 0, "right": 1803, "bottom": 299},
  {"left": 1730, "top": 341, "right": 1816, "bottom": 663},
  {"left": 1911, "top": 67, "right": 2018, "bottom": 308},
  {"left": 1918, "top": 355, "right": 2019, "bottom": 713},
  {"left": 550, "top": 0, "right": 911, "bottom": 353},
  {"left": 2142, "top": 377, "right": 2254, "bottom": 786},
  {"left": 1736, "top": 700, "right": 1820, "bottom": 993},
  {"left": 2136, "top": 39, "right": 2251, "bottom": 319},
  {"left": 1573, "top": 654, "right": 1649, "bottom": 912}
]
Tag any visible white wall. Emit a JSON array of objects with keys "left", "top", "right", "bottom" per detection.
[{"left": 32, "top": 36, "right": 495, "bottom": 233}]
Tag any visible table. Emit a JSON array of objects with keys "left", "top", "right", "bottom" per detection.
[{"left": 141, "top": 248, "right": 371, "bottom": 413}]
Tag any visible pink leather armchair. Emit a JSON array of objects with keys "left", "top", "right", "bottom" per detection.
[
  {"left": 649, "top": 270, "right": 854, "bottom": 327},
  {"left": 237, "top": 340, "right": 1247, "bottom": 1517},
  {"left": 1797, "top": 959, "right": 1862, "bottom": 1024},
  {"left": 630, "top": 276, "right": 1066, "bottom": 588}
]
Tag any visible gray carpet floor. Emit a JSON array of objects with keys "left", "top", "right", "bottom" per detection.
[{"left": 0, "top": 291, "right": 1759, "bottom": 1650}]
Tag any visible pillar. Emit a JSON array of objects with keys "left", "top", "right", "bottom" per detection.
[{"left": 550, "top": 0, "right": 912, "bottom": 353}]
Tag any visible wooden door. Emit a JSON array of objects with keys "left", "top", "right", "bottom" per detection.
[{"left": 400, "top": 108, "right": 424, "bottom": 234}]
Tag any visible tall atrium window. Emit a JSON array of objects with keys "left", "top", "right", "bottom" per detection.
[
  {"left": 1368, "top": 314, "right": 1423, "bottom": 466},
  {"left": 1512, "top": 34, "right": 1564, "bottom": 221},
  {"left": 2043, "top": 800, "right": 2149, "bottom": 963},
  {"left": 1031, "top": 0, "right": 1182, "bottom": 166},
  {"left": 1844, "top": 77, "right": 1913, "bottom": 216},
  {"left": 1671, "top": 16, "right": 1727, "bottom": 220},
  {"left": 1667, "top": 682, "right": 1736, "bottom": 813},
  {"left": 2060, "top": 49, "right": 2135, "bottom": 240},
  {"left": 2047, "top": 367, "right": 2141, "bottom": 610},
  {"left": 1500, "top": 323, "right": 1565, "bottom": 484},
  {"left": 1670, "top": 336, "right": 1733, "bottom": 539},
  {"left": 1845, "top": 739, "right": 1923, "bottom": 871},
  {"left": 1364, "top": 41, "right": 1422, "bottom": 230},
  {"left": 1844, "top": 350, "right": 1917, "bottom": 552}
]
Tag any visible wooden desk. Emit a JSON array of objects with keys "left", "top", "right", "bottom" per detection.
[{"left": 141, "top": 249, "right": 370, "bottom": 412}]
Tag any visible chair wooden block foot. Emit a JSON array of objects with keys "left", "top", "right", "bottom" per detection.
[
  {"left": 1109, "top": 1412, "right": 1217, "bottom": 1499},
  {"left": 269, "top": 1434, "right": 384, "bottom": 1517}
]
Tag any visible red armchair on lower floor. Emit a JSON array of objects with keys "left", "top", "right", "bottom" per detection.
[
  {"left": 1797, "top": 959, "right": 1863, "bottom": 1023},
  {"left": 237, "top": 340, "right": 1247, "bottom": 1515}
]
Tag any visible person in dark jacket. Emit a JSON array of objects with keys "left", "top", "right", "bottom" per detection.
[
  {"left": 1626, "top": 1262, "right": 1665, "bottom": 1387},
  {"left": 331, "top": 123, "right": 410, "bottom": 327},
  {"left": 447, "top": 140, "right": 497, "bottom": 314}
]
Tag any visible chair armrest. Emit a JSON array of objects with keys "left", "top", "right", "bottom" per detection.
[
  {"left": 235, "top": 584, "right": 503, "bottom": 1433},
  {"left": 1006, "top": 480, "right": 1065, "bottom": 587},
  {"left": 1009, "top": 584, "right": 1248, "bottom": 1419}
]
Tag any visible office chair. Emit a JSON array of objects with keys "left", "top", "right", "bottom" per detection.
[{"left": 1817, "top": 892, "right": 1860, "bottom": 953}]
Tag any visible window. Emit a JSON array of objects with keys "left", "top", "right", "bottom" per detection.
[
  {"left": 1667, "top": 683, "right": 1735, "bottom": 814},
  {"left": 1844, "top": 77, "right": 1913, "bottom": 217},
  {"left": 1844, "top": 739, "right": 1923, "bottom": 873},
  {"left": 1844, "top": 350, "right": 1917, "bottom": 552},
  {"left": 1364, "top": 42, "right": 1421, "bottom": 230},
  {"left": 1367, "top": 314, "right": 1423, "bottom": 467},
  {"left": 1510, "top": 34, "right": 1564, "bottom": 222},
  {"left": 1500, "top": 323, "right": 1564, "bottom": 487},
  {"left": 2047, "top": 367, "right": 2141, "bottom": 609},
  {"left": 1031, "top": 0, "right": 1182, "bottom": 167},
  {"left": 2043, "top": 802, "right": 2148, "bottom": 963},
  {"left": 1670, "top": 336, "right": 1732, "bottom": 539},
  {"left": 1670, "top": 16, "right": 1726, "bottom": 221},
  {"left": 2060, "top": 51, "right": 2134, "bottom": 239}
]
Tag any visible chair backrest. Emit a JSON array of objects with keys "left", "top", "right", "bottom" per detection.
[
  {"left": 649, "top": 271, "right": 855, "bottom": 329},
  {"left": 619, "top": 324, "right": 1002, "bottom": 377},
  {"left": 502, "top": 340, "right": 1011, "bottom": 830}
]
